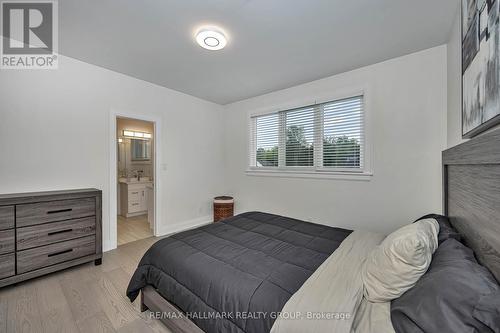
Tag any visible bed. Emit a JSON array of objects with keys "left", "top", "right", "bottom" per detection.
[
  {"left": 127, "top": 127, "right": 500, "bottom": 333},
  {"left": 127, "top": 211, "right": 352, "bottom": 333}
]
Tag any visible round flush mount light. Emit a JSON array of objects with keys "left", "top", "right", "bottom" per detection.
[{"left": 195, "top": 27, "right": 227, "bottom": 51}]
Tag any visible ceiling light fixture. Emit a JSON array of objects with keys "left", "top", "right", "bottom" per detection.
[{"left": 195, "top": 27, "right": 227, "bottom": 51}]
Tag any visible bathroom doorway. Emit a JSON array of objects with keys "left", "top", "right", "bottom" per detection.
[{"left": 116, "top": 117, "right": 155, "bottom": 246}]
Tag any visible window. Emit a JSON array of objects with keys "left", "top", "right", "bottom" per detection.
[{"left": 249, "top": 95, "right": 368, "bottom": 177}]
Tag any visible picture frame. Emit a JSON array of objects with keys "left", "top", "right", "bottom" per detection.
[{"left": 462, "top": 0, "right": 500, "bottom": 138}]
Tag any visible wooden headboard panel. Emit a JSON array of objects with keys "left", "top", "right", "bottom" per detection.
[{"left": 443, "top": 128, "right": 500, "bottom": 282}]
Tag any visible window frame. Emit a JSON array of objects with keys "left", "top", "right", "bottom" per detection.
[{"left": 247, "top": 89, "right": 373, "bottom": 180}]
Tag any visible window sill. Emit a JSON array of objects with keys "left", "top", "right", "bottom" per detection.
[{"left": 245, "top": 169, "right": 373, "bottom": 181}]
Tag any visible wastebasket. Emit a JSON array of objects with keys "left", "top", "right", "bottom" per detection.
[{"left": 213, "top": 196, "right": 234, "bottom": 222}]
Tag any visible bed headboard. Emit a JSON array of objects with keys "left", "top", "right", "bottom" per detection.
[{"left": 443, "top": 128, "right": 500, "bottom": 282}]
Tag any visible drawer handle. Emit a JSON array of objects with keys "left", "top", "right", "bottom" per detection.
[
  {"left": 132, "top": 203, "right": 139, "bottom": 206},
  {"left": 131, "top": 192, "right": 139, "bottom": 194},
  {"left": 48, "top": 229, "right": 73, "bottom": 236},
  {"left": 47, "top": 208, "right": 73, "bottom": 215},
  {"left": 48, "top": 249, "right": 73, "bottom": 257}
]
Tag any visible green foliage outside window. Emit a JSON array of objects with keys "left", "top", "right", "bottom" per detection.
[{"left": 256, "top": 125, "right": 360, "bottom": 168}]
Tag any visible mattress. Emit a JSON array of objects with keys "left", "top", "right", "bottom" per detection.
[{"left": 126, "top": 211, "right": 352, "bottom": 333}]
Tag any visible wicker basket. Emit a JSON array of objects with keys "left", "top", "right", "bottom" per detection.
[{"left": 213, "top": 196, "right": 234, "bottom": 222}]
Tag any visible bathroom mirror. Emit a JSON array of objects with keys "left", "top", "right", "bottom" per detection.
[{"left": 131, "top": 139, "right": 151, "bottom": 161}]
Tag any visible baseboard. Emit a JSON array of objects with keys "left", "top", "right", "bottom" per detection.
[{"left": 157, "top": 215, "right": 212, "bottom": 237}]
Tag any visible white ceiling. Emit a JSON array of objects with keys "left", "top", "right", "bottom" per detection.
[{"left": 60, "top": 0, "right": 458, "bottom": 105}]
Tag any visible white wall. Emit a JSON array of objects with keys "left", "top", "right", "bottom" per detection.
[
  {"left": 0, "top": 55, "right": 226, "bottom": 251},
  {"left": 0, "top": 44, "right": 450, "bottom": 246},
  {"left": 223, "top": 46, "right": 448, "bottom": 234}
]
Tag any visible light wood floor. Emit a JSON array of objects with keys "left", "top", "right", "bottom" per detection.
[
  {"left": 117, "top": 215, "right": 154, "bottom": 246},
  {"left": 0, "top": 237, "right": 171, "bottom": 333}
]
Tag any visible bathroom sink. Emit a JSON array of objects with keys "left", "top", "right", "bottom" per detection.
[{"left": 119, "top": 177, "right": 152, "bottom": 184}]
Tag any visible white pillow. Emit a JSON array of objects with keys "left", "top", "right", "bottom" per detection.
[{"left": 362, "top": 218, "right": 439, "bottom": 302}]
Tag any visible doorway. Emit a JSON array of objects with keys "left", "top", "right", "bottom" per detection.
[{"left": 116, "top": 117, "right": 155, "bottom": 246}]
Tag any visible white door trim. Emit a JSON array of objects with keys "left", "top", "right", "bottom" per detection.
[{"left": 108, "top": 109, "right": 162, "bottom": 251}]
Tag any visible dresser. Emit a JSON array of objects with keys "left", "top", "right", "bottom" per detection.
[{"left": 0, "top": 189, "right": 102, "bottom": 288}]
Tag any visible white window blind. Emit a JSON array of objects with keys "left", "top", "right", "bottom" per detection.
[
  {"left": 250, "top": 95, "right": 365, "bottom": 173},
  {"left": 322, "top": 96, "right": 364, "bottom": 170},
  {"left": 285, "top": 106, "right": 315, "bottom": 167},
  {"left": 254, "top": 113, "right": 279, "bottom": 167}
]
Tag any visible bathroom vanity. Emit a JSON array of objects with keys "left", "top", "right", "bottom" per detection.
[{"left": 119, "top": 178, "right": 152, "bottom": 217}]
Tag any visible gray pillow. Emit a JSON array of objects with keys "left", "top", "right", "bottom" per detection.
[
  {"left": 391, "top": 238, "right": 500, "bottom": 333},
  {"left": 415, "top": 214, "right": 461, "bottom": 244}
]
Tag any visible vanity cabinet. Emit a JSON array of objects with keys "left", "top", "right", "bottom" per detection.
[
  {"left": 119, "top": 182, "right": 150, "bottom": 217},
  {"left": 0, "top": 189, "right": 102, "bottom": 288}
]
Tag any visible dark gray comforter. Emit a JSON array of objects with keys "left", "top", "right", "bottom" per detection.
[{"left": 127, "top": 211, "right": 352, "bottom": 333}]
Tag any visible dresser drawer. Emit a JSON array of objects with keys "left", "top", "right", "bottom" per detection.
[
  {"left": 17, "top": 216, "right": 96, "bottom": 251},
  {"left": 0, "top": 230, "right": 14, "bottom": 255},
  {"left": 0, "top": 253, "right": 15, "bottom": 279},
  {"left": 17, "top": 236, "right": 95, "bottom": 274},
  {"left": 17, "top": 198, "right": 96, "bottom": 227},
  {"left": 0, "top": 206, "right": 14, "bottom": 230}
]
